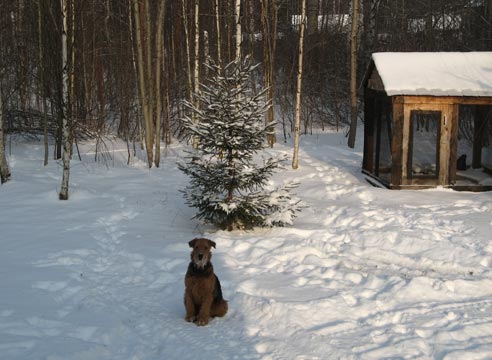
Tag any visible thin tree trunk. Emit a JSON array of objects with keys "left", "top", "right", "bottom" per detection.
[
  {"left": 348, "top": 0, "right": 359, "bottom": 148},
  {"left": 364, "top": 0, "right": 379, "bottom": 54},
  {"left": 182, "top": 0, "right": 193, "bottom": 103},
  {"left": 307, "top": 0, "right": 318, "bottom": 35},
  {"left": 0, "top": 86, "right": 11, "bottom": 184},
  {"left": 128, "top": 0, "right": 143, "bottom": 150},
  {"left": 38, "top": 0, "right": 49, "bottom": 166},
  {"left": 292, "top": 0, "right": 306, "bottom": 170},
  {"left": 215, "top": 0, "right": 222, "bottom": 66},
  {"left": 71, "top": 0, "right": 76, "bottom": 127},
  {"left": 235, "top": 0, "right": 241, "bottom": 61},
  {"left": 133, "top": 0, "right": 153, "bottom": 166},
  {"left": 154, "top": 0, "right": 166, "bottom": 167},
  {"left": 144, "top": 0, "right": 155, "bottom": 165},
  {"left": 204, "top": 31, "right": 209, "bottom": 77},
  {"left": 261, "top": 0, "right": 277, "bottom": 147},
  {"left": 193, "top": 0, "right": 200, "bottom": 148},
  {"left": 59, "top": 0, "right": 71, "bottom": 200}
]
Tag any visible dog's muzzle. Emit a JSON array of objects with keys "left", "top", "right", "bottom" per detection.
[{"left": 194, "top": 254, "right": 208, "bottom": 269}]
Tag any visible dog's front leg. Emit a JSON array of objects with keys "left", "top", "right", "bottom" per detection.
[
  {"left": 196, "top": 295, "right": 212, "bottom": 326},
  {"left": 184, "top": 289, "right": 196, "bottom": 322}
]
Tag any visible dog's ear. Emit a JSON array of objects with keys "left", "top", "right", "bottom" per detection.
[
  {"left": 209, "top": 240, "right": 216, "bottom": 248},
  {"left": 188, "top": 239, "right": 197, "bottom": 248}
]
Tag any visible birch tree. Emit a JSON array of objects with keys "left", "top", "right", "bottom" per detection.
[
  {"left": 59, "top": 0, "right": 71, "bottom": 200},
  {"left": 347, "top": 0, "right": 359, "bottom": 149},
  {"left": 235, "top": 0, "right": 241, "bottom": 61},
  {"left": 292, "top": 0, "right": 307, "bottom": 170}
]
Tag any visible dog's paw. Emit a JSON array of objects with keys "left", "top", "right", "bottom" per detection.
[
  {"left": 196, "top": 318, "right": 209, "bottom": 326},
  {"left": 185, "top": 315, "right": 196, "bottom": 323}
]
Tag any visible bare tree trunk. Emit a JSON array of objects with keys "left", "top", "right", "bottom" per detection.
[
  {"left": 204, "top": 30, "right": 210, "bottom": 80},
  {"left": 38, "top": 0, "right": 49, "bottom": 166},
  {"left": 59, "top": 0, "right": 71, "bottom": 200},
  {"left": 133, "top": 0, "right": 153, "bottom": 166},
  {"left": 193, "top": 0, "right": 200, "bottom": 148},
  {"left": 364, "top": 0, "right": 379, "bottom": 54},
  {"left": 307, "top": 0, "right": 318, "bottom": 35},
  {"left": 348, "top": 0, "right": 359, "bottom": 148},
  {"left": 261, "top": 0, "right": 277, "bottom": 147},
  {"left": 0, "top": 86, "right": 11, "bottom": 184},
  {"left": 215, "top": 0, "right": 222, "bottom": 66},
  {"left": 16, "top": 0, "right": 29, "bottom": 111},
  {"left": 71, "top": 0, "right": 76, "bottom": 126},
  {"left": 292, "top": 0, "right": 307, "bottom": 170},
  {"left": 154, "top": 0, "right": 166, "bottom": 167},
  {"left": 128, "top": 0, "right": 143, "bottom": 151},
  {"left": 235, "top": 0, "right": 241, "bottom": 61},
  {"left": 144, "top": 0, "right": 155, "bottom": 165},
  {"left": 182, "top": 0, "right": 193, "bottom": 104}
]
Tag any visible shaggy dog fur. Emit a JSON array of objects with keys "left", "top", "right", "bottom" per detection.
[{"left": 184, "top": 238, "right": 228, "bottom": 326}]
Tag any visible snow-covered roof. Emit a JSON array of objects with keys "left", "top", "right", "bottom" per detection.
[{"left": 371, "top": 52, "right": 492, "bottom": 97}]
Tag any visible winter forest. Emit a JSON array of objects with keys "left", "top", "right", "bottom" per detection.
[
  {"left": 3, "top": 0, "right": 492, "bottom": 359},
  {"left": 2, "top": 0, "right": 492, "bottom": 174}
]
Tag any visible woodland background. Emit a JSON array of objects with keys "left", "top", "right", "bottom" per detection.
[{"left": 1, "top": 0, "right": 492, "bottom": 168}]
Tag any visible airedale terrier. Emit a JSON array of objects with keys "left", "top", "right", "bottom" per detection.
[{"left": 184, "top": 238, "right": 228, "bottom": 326}]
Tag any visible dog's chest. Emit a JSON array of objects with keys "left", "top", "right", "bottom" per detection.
[{"left": 186, "top": 263, "right": 215, "bottom": 297}]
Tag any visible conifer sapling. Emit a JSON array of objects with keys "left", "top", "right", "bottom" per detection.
[{"left": 178, "top": 57, "right": 303, "bottom": 230}]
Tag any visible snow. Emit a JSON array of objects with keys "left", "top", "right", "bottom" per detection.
[
  {"left": 372, "top": 52, "right": 492, "bottom": 97},
  {"left": 2, "top": 130, "right": 492, "bottom": 359}
]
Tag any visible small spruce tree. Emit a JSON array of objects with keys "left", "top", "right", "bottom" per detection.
[{"left": 178, "top": 57, "right": 302, "bottom": 230}]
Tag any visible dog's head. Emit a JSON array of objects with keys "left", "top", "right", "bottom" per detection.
[{"left": 189, "top": 238, "right": 216, "bottom": 269}]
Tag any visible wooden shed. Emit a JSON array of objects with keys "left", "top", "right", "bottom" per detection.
[{"left": 362, "top": 52, "right": 492, "bottom": 191}]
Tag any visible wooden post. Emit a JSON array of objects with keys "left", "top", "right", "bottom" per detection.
[
  {"left": 391, "top": 98, "right": 404, "bottom": 188},
  {"left": 449, "top": 104, "right": 459, "bottom": 184},
  {"left": 439, "top": 105, "right": 451, "bottom": 186}
]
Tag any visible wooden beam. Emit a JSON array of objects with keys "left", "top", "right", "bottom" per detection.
[{"left": 393, "top": 95, "right": 492, "bottom": 106}]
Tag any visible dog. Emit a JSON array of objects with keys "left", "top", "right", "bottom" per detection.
[{"left": 184, "top": 238, "right": 228, "bottom": 326}]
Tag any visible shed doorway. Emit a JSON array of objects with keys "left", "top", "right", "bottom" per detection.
[
  {"left": 456, "top": 105, "right": 492, "bottom": 186},
  {"left": 408, "top": 110, "right": 441, "bottom": 180}
]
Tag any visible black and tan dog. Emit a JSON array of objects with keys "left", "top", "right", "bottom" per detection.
[{"left": 184, "top": 238, "right": 228, "bottom": 326}]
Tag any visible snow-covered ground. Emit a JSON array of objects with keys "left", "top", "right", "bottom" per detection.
[{"left": 2, "top": 130, "right": 492, "bottom": 359}]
